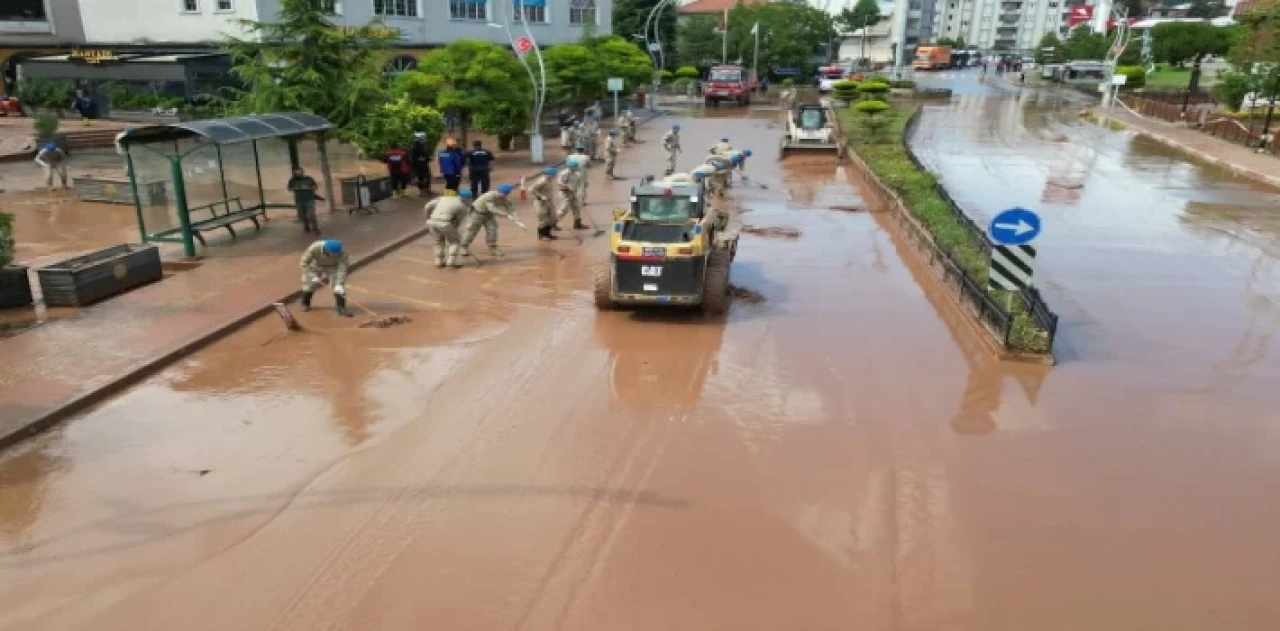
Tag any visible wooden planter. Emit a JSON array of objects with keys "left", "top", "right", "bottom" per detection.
[
  {"left": 37, "top": 244, "right": 162, "bottom": 307},
  {"left": 0, "top": 265, "right": 33, "bottom": 309},
  {"left": 340, "top": 175, "right": 394, "bottom": 205}
]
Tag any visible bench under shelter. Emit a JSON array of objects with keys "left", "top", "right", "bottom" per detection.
[{"left": 117, "top": 112, "right": 338, "bottom": 258}]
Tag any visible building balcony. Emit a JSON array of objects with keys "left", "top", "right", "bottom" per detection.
[{"left": 996, "top": 26, "right": 1018, "bottom": 34}]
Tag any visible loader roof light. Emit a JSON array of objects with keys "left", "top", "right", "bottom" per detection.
[{"left": 693, "top": 224, "right": 703, "bottom": 235}]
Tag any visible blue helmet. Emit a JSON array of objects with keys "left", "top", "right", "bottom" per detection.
[
  {"left": 693, "top": 172, "right": 705, "bottom": 181},
  {"left": 44, "top": 143, "right": 57, "bottom": 151},
  {"left": 743, "top": 149, "right": 753, "bottom": 157},
  {"left": 459, "top": 188, "right": 474, "bottom": 199},
  {"left": 671, "top": 124, "right": 680, "bottom": 131},
  {"left": 544, "top": 166, "right": 557, "bottom": 176},
  {"left": 497, "top": 183, "right": 515, "bottom": 195},
  {"left": 721, "top": 137, "right": 730, "bottom": 142},
  {"left": 124, "top": 126, "right": 135, "bottom": 133},
  {"left": 566, "top": 159, "right": 579, "bottom": 169},
  {"left": 609, "top": 129, "right": 618, "bottom": 136},
  {"left": 322, "top": 240, "right": 343, "bottom": 255},
  {"left": 729, "top": 155, "right": 742, "bottom": 165}
]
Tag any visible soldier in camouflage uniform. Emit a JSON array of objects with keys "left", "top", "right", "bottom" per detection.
[
  {"left": 527, "top": 166, "right": 559, "bottom": 241},
  {"left": 461, "top": 184, "right": 525, "bottom": 257},
  {"left": 424, "top": 189, "right": 472, "bottom": 268}
]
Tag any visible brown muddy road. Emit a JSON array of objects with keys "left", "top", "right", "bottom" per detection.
[{"left": 2, "top": 109, "right": 1280, "bottom": 630}]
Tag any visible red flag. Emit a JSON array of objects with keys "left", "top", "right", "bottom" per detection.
[{"left": 1066, "top": 5, "right": 1093, "bottom": 28}]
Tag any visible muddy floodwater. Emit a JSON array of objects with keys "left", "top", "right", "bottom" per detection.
[{"left": 2, "top": 98, "right": 1280, "bottom": 629}]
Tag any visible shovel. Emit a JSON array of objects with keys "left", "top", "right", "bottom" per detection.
[{"left": 583, "top": 208, "right": 607, "bottom": 238}]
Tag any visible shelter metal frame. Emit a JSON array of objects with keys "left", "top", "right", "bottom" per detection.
[{"left": 118, "top": 112, "right": 337, "bottom": 257}]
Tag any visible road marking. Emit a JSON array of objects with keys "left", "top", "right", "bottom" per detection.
[{"left": 346, "top": 284, "right": 444, "bottom": 310}]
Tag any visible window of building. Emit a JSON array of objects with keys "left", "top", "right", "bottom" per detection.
[
  {"left": 514, "top": 1, "right": 547, "bottom": 23},
  {"left": 375, "top": 0, "right": 417, "bottom": 17},
  {"left": 181, "top": 0, "right": 199, "bottom": 12},
  {"left": 318, "top": 0, "right": 342, "bottom": 14},
  {"left": 216, "top": 0, "right": 233, "bottom": 11},
  {"left": 450, "top": 0, "right": 487, "bottom": 19},
  {"left": 0, "top": 0, "right": 48, "bottom": 20},
  {"left": 569, "top": 0, "right": 596, "bottom": 25}
]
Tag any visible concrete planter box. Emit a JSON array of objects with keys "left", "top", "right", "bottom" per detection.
[
  {"left": 0, "top": 265, "right": 33, "bottom": 309},
  {"left": 74, "top": 176, "right": 168, "bottom": 206},
  {"left": 37, "top": 244, "right": 162, "bottom": 307},
  {"left": 340, "top": 175, "right": 394, "bottom": 206}
]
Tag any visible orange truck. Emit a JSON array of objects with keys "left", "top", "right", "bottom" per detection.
[{"left": 912, "top": 46, "right": 952, "bottom": 71}]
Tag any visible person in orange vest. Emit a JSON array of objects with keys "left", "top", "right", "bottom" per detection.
[{"left": 385, "top": 143, "right": 411, "bottom": 198}]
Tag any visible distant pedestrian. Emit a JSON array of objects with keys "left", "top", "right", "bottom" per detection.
[
  {"left": 465, "top": 139, "right": 494, "bottom": 195},
  {"left": 384, "top": 143, "right": 410, "bottom": 197},
  {"left": 437, "top": 138, "right": 464, "bottom": 193},
  {"left": 287, "top": 166, "right": 323, "bottom": 234},
  {"left": 410, "top": 132, "right": 433, "bottom": 197},
  {"left": 70, "top": 90, "right": 94, "bottom": 126},
  {"left": 34, "top": 143, "right": 69, "bottom": 190}
]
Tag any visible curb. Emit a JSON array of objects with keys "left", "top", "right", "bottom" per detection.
[
  {"left": 1093, "top": 109, "right": 1280, "bottom": 189},
  {"left": 0, "top": 111, "right": 671, "bottom": 452}
]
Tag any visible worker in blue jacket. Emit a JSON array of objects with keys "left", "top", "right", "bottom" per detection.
[{"left": 437, "top": 138, "right": 464, "bottom": 193}]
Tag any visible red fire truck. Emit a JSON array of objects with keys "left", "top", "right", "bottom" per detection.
[{"left": 703, "top": 65, "right": 751, "bottom": 107}]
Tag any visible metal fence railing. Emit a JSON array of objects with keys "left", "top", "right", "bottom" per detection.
[{"left": 899, "top": 108, "right": 1060, "bottom": 349}]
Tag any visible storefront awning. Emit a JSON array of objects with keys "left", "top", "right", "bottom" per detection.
[{"left": 18, "top": 52, "right": 229, "bottom": 82}]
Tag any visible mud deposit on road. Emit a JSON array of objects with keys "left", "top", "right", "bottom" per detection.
[
  {"left": 358, "top": 315, "right": 413, "bottom": 329},
  {"left": 828, "top": 204, "right": 865, "bottom": 212},
  {"left": 727, "top": 284, "right": 766, "bottom": 303},
  {"left": 741, "top": 225, "right": 801, "bottom": 239},
  {"left": 7, "top": 100, "right": 1280, "bottom": 629}
]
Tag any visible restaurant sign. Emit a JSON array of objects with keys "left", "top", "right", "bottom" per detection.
[{"left": 69, "top": 48, "right": 122, "bottom": 64}]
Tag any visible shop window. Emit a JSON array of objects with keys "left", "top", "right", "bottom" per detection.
[
  {"left": 450, "top": 0, "right": 487, "bottom": 20},
  {"left": 570, "top": 0, "right": 595, "bottom": 25},
  {"left": 375, "top": 0, "right": 418, "bottom": 17},
  {"left": 181, "top": 0, "right": 200, "bottom": 13}
]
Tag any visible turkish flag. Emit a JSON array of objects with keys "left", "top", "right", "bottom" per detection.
[{"left": 1067, "top": 5, "right": 1093, "bottom": 27}]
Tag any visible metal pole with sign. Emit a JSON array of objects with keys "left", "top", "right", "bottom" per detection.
[
  {"left": 608, "top": 77, "right": 624, "bottom": 124},
  {"left": 986, "top": 207, "right": 1043, "bottom": 299}
]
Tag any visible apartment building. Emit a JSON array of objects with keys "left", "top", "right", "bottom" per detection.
[
  {"left": 933, "top": 0, "right": 1084, "bottom": 52},
  {"left": 835, "top": 0, "right": 936, "bottom": 66},
  {"left": 5, "top": 0, "right": 612, "bottom": 94}
]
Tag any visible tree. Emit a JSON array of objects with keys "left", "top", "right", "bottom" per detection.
[
  {"left": 726, "top": 2, "right": 836, "bottom": 75},
  {"left": 935, "top": 36, "right": 967, "bottom": 48},
  {"left": 677, "top": 16, "right": 723, "bottom": 67},
  {"left": 544, "top": 36, "right": 652, "bottom": 108},
  {"left": 836, "top": 0, "right": 883, "bottom": 35},
  {"left": 346, "top": 96, "right": 444, "bottom": 159},
  {"left": 589, "top": 36, "right": 655, "bottom": 93},
  {"left": 1034, "top": 32, "right": 1063, "bottom": 64},
  {"left": 222, "top": 0, "right": 393, "bottom": 130},
  {"left": 1187, "top": 0, "right": 1228, "bottom": 18},
  {"left": 416, "top": 39, "right": 532, "bottom": 146},
  {"left": 390, "top": 70, "right": 444, "bottom": 106},
  {"left": 614, "top": 0, "right": 677, "bottom": 68},
  {"left": 1061, "top": 27, "right": 1109, "bottom": 60},
  {"left": 1152, "top": 22, "right": 1232, "bottom": 65},
  {"left": 473, "top": 99, "right": 530, "bottom": 150}
]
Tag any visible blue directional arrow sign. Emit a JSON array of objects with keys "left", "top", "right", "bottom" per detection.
[{"left": 988, "top": 207, "right": 1042, "bottom": 246}]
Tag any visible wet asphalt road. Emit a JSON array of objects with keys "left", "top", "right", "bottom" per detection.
[{"left": 2, "top": 102, "right": 1280, "bottom": 629}]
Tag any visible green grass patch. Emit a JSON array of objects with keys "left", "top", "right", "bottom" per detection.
[
  {"left": 839, "top": 104, "right": 1052, "bottom": 354},
  {"left": 1144, "top": 64, "right": 1217, "bottom": 90}
]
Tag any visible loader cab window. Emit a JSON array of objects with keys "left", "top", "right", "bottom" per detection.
[
  {"left": 800, "top": 109, "right": 825, "bottom": 129},
  {"left": 636, "top": 196, "right": 694, "bottom": 222}
]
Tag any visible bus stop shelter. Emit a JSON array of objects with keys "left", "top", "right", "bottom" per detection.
[{"left": 117, "top": 112, "right": 337, "bottom": 258}]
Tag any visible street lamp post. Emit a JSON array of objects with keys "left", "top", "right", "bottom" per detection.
[
  {"left": 489, "top": 1, "right": 548, "bottom": 163},
  {"left": 643, "top": 0, "right": 675, "bottom": 102}
]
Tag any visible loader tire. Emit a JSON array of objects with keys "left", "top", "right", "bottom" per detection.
[
  {"left": 593, "top": 263, "right": 618, "bottom": 310},
  {"left": 701, "top": 248, "right": 732, "bottom": 316}
]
